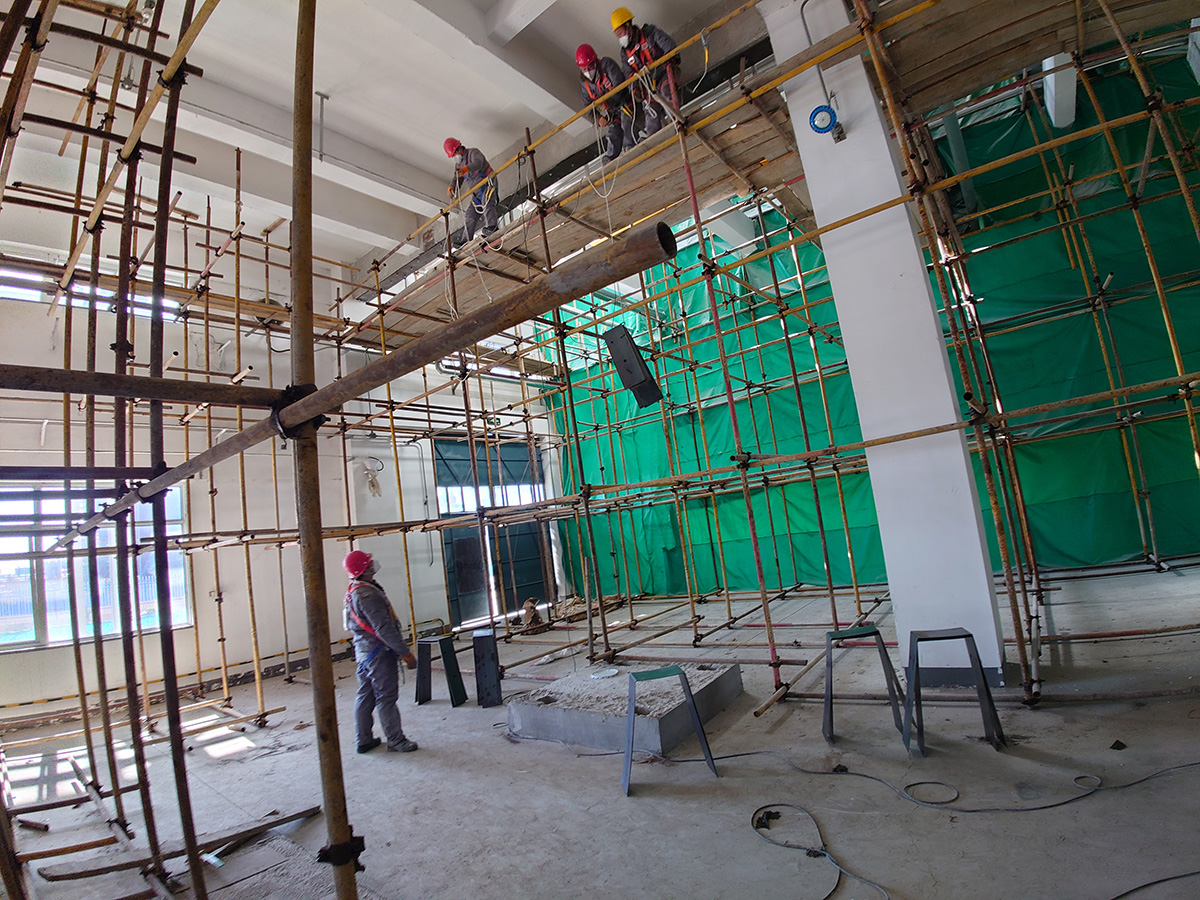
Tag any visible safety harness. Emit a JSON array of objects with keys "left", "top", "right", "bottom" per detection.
[
  {"left": 345, "top": 581, "right": 381, "bottom": 639},
  {"left": 346, "top": 578, "right": 402, "bottom": 667},
  {"left": 453, "top": 157, "right": 496, "bottom": 209},
  {"left": 624, "top": 28, "right": 660, "bottom": 74},
  {"left": 585, "top": 69, "right": 634, "bottom": 120}
]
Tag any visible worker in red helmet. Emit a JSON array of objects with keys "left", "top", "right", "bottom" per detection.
[
  {"left": 342, "top": 549, "right": 418, "bottom": 753},
  {"left": 576, "top": 43, "right": 635, "bottom": 161},
  {"left": 443, "top": 137, "right": 499, "bottom": 247},
  {"left": 611, "top": 7, "right": 678, "bottom": 140}
]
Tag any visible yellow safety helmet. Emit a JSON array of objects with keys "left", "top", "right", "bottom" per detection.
[{"left": 611, "top": 7, "right": 635, "bottom": 32}]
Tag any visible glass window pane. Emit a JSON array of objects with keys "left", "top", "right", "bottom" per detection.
[
  {"left": 0, "top": 538, "right": 35, "bottom": 646},
  {"left": 43, "top": 555, "right": 85, "bottom": 644},
  {"left": 164, "top": 488, "right": 183, "bottom": 523}
]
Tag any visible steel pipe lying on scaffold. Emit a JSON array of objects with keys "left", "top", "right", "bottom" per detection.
[{"left": 52, "top": 222, "right": 678, "bottom": 549}]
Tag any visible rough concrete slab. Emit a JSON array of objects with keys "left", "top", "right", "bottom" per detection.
[{"left": 507, "top": 663, "right": 743, "bottom": 753}]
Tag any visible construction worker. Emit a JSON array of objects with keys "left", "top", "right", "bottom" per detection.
[
  {"left": 343, "top": 550, "right": 419, "bottom": 754},
  {"left": 576, "top": 43, "right": 635, "bottom": 161},
  {"left": 611, "top": 7, "right": 679, "bottom": 141},
  {"left": 444, "top": 137, "right": 499, "bottom": 246}
]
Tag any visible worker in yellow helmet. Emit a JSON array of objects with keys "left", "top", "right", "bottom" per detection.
[{"left": 610, "top": 7, "right": 679, "bottom": 142}]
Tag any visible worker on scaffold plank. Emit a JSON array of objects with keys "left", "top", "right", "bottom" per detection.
[
  {"left": 444, "top": 137, "right": 499, "bottom": 247},
  {"left": 576, "top": 43, "right": 636, "bottom": 161},
  {"left": 611, "top": 7, "right": 679, "bottom": 142}
]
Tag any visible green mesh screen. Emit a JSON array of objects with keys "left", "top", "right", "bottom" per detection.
[{"left": 544, "top": 53, "right": 1200, "bottom": 598}]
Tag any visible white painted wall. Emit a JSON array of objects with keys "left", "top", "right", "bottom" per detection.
[
  {"left": 0, "top": 298, "right": 339, "bottom": 706},
  {"left": 0, "top": 298, "right": 559, "bottom": 708}
]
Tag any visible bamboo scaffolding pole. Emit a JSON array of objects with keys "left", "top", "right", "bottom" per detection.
[
  {"left": 49, "top": 0, "right": 223, "bottom": 315},
  {"left": 289, "top": 1, "right": 358, "bottom": 895},
  {"left": 57, "top": 32, "right": 102, "bottom": 796},
  {"left": 79, "top": 32, "right": 129, "bottom": 831},
  {"left": 106, "top": 9, "right": 167, "bottom": 873},
  {"left": 1074, "top": 60, "right": 1200, "bottom": 486},
  {"left": 0, "top": 0, "right": 63, "bottom": 209},
  {"left": 202, "top": 201, "right": 232, "bottom": 703},
  {"left": 1024, "top": 91, "right": 1160, "bottom": 569},
  {"left": 506, "top": 138, "right": 558, "bottom": 607},
  {"left": 231, "top": 149, "right": 268, "bottom": 723},
  {"left": 0, "top": 0, "right": 34, "bottom": 76},
  {"left": 147, "top": 3, "right": 208, "bottom": 888},
  {"left": 263, "top": 221, "right": 294, "bottom": 681},
  {"left": 1093, "top": 0, "right": 1200, "bottom": 248},
  {"left": 673, "top": 108, "right": 782, "bottom": 688},
  {"left": 372, "top": 263, "right": 421, "bottom": 644}
]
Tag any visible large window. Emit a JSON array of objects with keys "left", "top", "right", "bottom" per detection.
[{"left": 0, "top": 485, "right": 190, "bottom": 649}]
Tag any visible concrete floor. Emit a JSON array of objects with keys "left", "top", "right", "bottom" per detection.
[{"left": 5, "top": 567, "right": 1200, "bottom": 900}]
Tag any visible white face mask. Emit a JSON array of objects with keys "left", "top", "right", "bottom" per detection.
[
  {"left": 584, "top": 65, "right": 597, "bottom": 81},
  {"left": 618, "top": 32, "right": 631, "bottom": 48},
  {"left": 370, "top": 560, "right": 383, "bottom": 576}
]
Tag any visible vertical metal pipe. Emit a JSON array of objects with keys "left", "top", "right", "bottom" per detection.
[
  {"left": 291, "top": 2, "right": 359, "bottom": 896},
  {"left": 232, "top": 148, "right": 268, "bottom": 719},
  {"left": 82, "top": 53, "right": 127, "bottom": 827},
  {"left": 60, "top": 45, "right": 100, "bottom": 782},
  {"left": 148, "top": 6, "right": 208, "bottom": 892},
  {"left": 201, "top": 202, "right": 231, "bottom": 702},
  {"left": 673, "top": 121, "right": 781, "bottom": 686},
  {"left": 0, "top": 0, "right": 34, "bottom": 75},
  {"left": 372, "top": 266, "right": 419, "bottom": 641},
  {"left": 264, "top": 228, "right": 294, "bottom": 676},
  {"left": 110, "top": 43, "right": 165, "bottom": 874}
]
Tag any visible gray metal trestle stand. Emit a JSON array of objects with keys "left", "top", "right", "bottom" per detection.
[
  {"left": 901, "top": 627, "right": 1006, "bottom": 756},
  {"left": 823, "top": 624, "right": 904, "bottom": 744},
  {"left": 622, "top": 665, "right": 717, "bottom": 795}
]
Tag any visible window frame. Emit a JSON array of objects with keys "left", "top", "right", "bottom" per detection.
[{"left": 0, "top": 483, "right": 192, "bottom": 652}]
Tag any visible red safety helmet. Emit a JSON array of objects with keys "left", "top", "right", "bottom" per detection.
[
  {"left": 343, "top": 549, "right": 373, "bottom": 578},
  {"left": 443, "top": 137, "right": 463, "bottom": 158},
  {"left": 576, "top": 44, "right": 598, "bottom": 69}
]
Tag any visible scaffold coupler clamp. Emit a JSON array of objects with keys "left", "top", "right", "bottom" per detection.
[
  {"left": 317, "top": 831, "right": 366, "bottom": 873},
  {"left": 271, "top": 383, "right": 326, "bottom": 444}
]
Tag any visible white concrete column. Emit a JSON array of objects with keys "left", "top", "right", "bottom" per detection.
[{"left": 759, "top": 0, "right": 1005, "bottom": 681}]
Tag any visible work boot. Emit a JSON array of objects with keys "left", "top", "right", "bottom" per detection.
[
  {"left": 388, "top": 737, "right": 418, "bottom": 753},
  {"left": 356, "top": 737, "right": 382, "bottom": 754}
]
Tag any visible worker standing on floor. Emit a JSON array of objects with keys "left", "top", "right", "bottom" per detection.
[
  {"left": 576, "top": 43, "right": 636, "bottom": 161},
  {"left": 611, "top": 7, "right": 679, "bottom": 141},
  {"left": 444, "top": 137, "right": 499, "bottom": 246},
  {"left": 343, "top": 550, "right": 419, "bottom": 754}
]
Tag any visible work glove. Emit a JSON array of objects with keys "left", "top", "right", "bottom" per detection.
[
  {"left": 402, "top": 652, "right": 417, "bottom": 670},
  {"left": 597, "top": 114, "right": 610, "bottom": 128}
]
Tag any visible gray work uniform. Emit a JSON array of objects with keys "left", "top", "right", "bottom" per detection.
[
  {"left": 620, "top": 23, "right": 678, "bottom": 141},
  {"left": 346, "top": 578, "right": 412, "bottom": 749},
  {"left": 580, "top": 56, "right": 635, "bottom": 160},
  {"left": 451, "top": 147, "right": 499, "bottom": 242}
]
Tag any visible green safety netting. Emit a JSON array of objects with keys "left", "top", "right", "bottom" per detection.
[{"left": 546, "top": 53, "right": 1200, "bottom": 598}]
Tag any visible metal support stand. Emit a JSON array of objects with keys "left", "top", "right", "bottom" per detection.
[
  {"left": 823, "top": 624, "right": 903, "bottom": 743},
  {"left": 472, "top": 630, "right": 503, "bottom": 708},
  {"left": 415, "top": 636, "right": 467, "bottom": 707},
  {"left": 622, "top": 666, "right": 717, "bottom": 796},
  {"left": 902, "top": 627, "right": 1006, "bottom": 756}
]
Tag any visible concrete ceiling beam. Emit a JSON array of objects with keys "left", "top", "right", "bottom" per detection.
[
  {"left": 360, "top": 0, "right": 584, "bottom": 132},
  {"left": 487, "top": 0, "right": 559, "bottom": 45}
]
